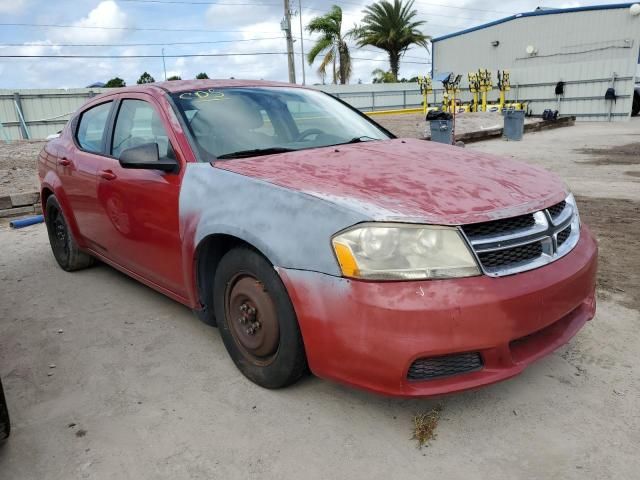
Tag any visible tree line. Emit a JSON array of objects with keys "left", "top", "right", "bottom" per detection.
[{"left": 104, "top": 72, "right": 209, "bottom": 88}]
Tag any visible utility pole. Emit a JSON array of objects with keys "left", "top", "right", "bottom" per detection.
[
  {"left": 162, "top": 48, "right": 167, "bottom": 81},
  {"left": 283, "top": 0, "right": 296, "bottom": 84},
  {"left": 298, "top": 0, "right": 306, "bottom": 85}
]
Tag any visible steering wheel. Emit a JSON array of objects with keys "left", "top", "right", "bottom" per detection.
[{"left": 296, "top": 128, "right": 325, "bottom": 142}]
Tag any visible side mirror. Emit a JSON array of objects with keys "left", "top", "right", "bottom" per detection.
[{"left": 119, "top": 143, "right": 179, "bottom": 173}]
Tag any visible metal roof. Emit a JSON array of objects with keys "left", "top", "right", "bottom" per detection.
[{"left": 432, "top": 3, "right": 636, "bottom": 42}]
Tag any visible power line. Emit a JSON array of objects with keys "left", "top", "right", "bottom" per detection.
[
  {"left": 0, "top": 52, "right": 290, "bottom": 58},
  {"left": 0, "top": 52, "right": 429, "bottom": 64},
  {"left": 0, "top": 22, "right": 280, "bottom": 34},
  {"left": 0, "top": 36, "right": 429, "bottom": 61},
  {"left": 0, "top": 37, "right": 284, "bottom": 48}
]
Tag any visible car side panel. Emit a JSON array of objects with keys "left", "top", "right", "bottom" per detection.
[
  {"left": 179, "top": 163, "right": 369, "bottom": 304},
  {"left": 38, "top": 133, "right": 89, "bottom": 247}
]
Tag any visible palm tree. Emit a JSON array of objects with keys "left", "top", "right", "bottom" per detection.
[
  {"left": 352, "top": 0, "right": 430, "bottom": 82},
  {"left": 307, "top": 5, "right": 352, "bottom": 84},
  {"left": 371, "top": 68, "right": 395, "bottom": 84}
]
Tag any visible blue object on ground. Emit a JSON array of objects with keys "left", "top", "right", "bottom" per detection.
[{"left": 9, "top": 215, "right": 44, "bottom": 229}]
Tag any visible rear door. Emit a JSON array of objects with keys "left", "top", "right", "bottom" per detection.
[
  {"left": 58, "top": 100, "right": 115, "bottom": 247},
  {"left": 93, "top": 93, "right": 186, "bottom": 297}
]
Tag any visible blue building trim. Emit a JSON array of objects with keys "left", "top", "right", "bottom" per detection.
[{"left": 432, "top": 3, "right": 635, "bottom": 43}]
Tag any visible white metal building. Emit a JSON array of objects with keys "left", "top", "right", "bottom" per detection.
[{"left": 431, "top": 3, "right": 640, "bottom": 120}]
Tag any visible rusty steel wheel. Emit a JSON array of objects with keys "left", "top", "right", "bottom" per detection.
[
  {"left": 44, "top": 196, "right": 94, "bottom": 272},
  {"left": 225, "top": 274, "right": 280, "bottom": 366},
  {"left": 214, "top": 247, "right": 307, "bottom": 389}
]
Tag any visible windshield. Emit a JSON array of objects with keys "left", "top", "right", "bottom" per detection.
[{"left": 171, "top": 87, "right": 392, "bottom": 160}]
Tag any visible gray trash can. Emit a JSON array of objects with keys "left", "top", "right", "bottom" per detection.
[
  {"left": 430, "top": 119, "right": 453, "bottom": 144},
  {"left": 503, "top": 110, "right": 525, "bottom": 141}
]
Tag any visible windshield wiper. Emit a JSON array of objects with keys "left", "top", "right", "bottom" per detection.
[
  {"left": 339, "top": 136, "right": 380, "bottom": 145},
  {"left": 216, "top": 147, "right": 296, "bottom": 160}
]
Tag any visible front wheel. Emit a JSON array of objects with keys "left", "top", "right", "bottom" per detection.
[{"left": 213, "top": 247, "right": 307, "bottom": 389}]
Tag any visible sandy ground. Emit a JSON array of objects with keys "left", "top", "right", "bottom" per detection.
[
  {"left": 1, "top": 119, "right": 639, "bottom": 479},
  {"left": 0, "top": 141, "right": 44, "bottom": 197}
]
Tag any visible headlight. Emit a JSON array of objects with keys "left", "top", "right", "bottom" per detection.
[{"left": 332, "top": 223, "right": 480, "bottom": 281}]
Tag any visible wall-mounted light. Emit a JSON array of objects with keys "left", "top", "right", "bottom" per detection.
[
  {"left": 630, "top": 4, "right": 640, "bottom": 16},
  {"left": 526, "top": 45, "right": 538, "bottom": 56},
  {"left": 491, "top": 40, "right": 500, "bottom": 47}
]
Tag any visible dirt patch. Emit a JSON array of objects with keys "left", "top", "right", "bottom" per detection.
[
  {"left": 0, "top": 140, "right": 44, "bottom": 197},
  {"left": 577, "top": 195, "right": 640, "bottom": 311},
  {"left": 576, "top": 143, "right": 640, "bottom": 166},
  {"left": 411, "top": 405, "right": 442, "bottom": 449}
]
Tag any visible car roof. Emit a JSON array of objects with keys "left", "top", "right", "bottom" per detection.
[{"left": 145, "top": 79, "right": 303, "bottom": 94}]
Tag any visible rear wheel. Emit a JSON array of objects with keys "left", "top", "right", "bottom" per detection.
[
  {"left": 213, "top": 247, "right": 307, "bottom": 389},
  {"left": 0, "top": 379, "right": 9, "bottom": 442},
  {"left": 45, "top": 195, "right": 94, "bottom": 271}
]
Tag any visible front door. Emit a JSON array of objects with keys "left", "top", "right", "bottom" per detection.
[{"left": 94, "top": 94, "right": 186, "bottom": 298}]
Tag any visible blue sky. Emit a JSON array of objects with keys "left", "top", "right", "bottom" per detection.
[{"left": 0, "top": 0, "right": 626, "bottom": 88}]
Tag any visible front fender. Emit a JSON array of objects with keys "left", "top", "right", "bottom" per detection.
[{"left": 179, "top": 163, "right": 369, "bottom": 298}]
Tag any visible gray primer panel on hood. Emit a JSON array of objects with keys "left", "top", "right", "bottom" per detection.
[{"left": 180, "top": 163, "right": 370, "bottom": 276}]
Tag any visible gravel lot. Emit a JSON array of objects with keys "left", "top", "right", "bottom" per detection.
[
  {"left": 0, "top": 119, "right": 639, "bottom": 479},
  {"left": 0, "top": 141, "right": 44, "bottom": 197}
]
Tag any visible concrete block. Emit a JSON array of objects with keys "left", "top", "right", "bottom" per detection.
[
  {"left": 0, "top": 205, "right": 35, "bottom": 218},
  {"left": 0, "top": 196, "right": 11, "bottom": 210},
  {"left": 10, "top": 192, "right": 40, "bottom": 207}
]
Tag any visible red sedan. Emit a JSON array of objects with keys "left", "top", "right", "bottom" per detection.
[{"left": 38, "top": 80, "right": 597, "bottom": 397}]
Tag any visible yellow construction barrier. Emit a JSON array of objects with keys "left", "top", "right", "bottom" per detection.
[
  {"left": 478, "top": 69, "right": 492, "bottom": 112},
  {"left": 497, "top": 70, "right": 511, "bottom": 112},
  {"left": 417, "top": 76, "right": 433, "bottom": 115}
]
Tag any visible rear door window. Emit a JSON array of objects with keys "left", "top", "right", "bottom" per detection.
[{"left": 76, "top": 102, "right": 113, "bottom": 153}]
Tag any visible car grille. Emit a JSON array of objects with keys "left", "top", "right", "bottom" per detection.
[
  {"left": 461, "top": 198, "right": 580, "bottom": 276},
  {"left": 407, "top": 352, "right": 483, "bottom": 381},
  {"left": 478, "top": 242, "right": 543, "bottom": 268},
  {"left": 463, "top": 213, "right": 535, "bottom": 238},
  {"left": 547, "top": 200, "right": 566, "bottom": 219},
  {"left": 557, "top": 225, "right": 571, "bottom": 246}
]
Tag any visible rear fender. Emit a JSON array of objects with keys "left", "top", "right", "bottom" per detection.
[{"left": 40, "top": 171, "right": 87, "bottom": 249}]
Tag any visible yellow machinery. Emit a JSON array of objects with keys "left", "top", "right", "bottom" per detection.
[
  {"left": 497, "top": 70, "right": 511, "bottom": 111},
  {"left": 467, "top": 72, "right": 480, "bottom": 112},
  {"left": 417, "top": 75, "right": 433, "bottom": 115},
  {"left": 442, "top": 74, "right": 462, "bottom": 114},
  {"left": 477, "top": 69, "right": 492, "bottom": 112}
]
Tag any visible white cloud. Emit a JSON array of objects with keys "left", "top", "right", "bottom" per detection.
[
  {"left": 55, "top": 0, "right": 132, "bottom": 43},
  {"left": 0, "top": 0, "right": 30, "bottom": 14},
  {"left": 205, "top": 3, "right": 278, "bottom": 29}
]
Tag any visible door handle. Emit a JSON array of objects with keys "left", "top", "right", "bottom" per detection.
[
  {"left": 59, "top": 158, "right": 71, "bottom": 167},
  {"left": 99, "top": 169, "right": 117, "bottom": 181}
]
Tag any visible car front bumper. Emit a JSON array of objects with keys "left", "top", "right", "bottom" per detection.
[{"left": 278, "top": 225, "right": 598, "bottom": 397}]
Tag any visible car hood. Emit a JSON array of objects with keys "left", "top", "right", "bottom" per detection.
[{"left": 215, "top": 138, "right": 567, "bottom": 225}]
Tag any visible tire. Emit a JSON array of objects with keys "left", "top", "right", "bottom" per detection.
[
  {"left": 632, "top": 91, "right": 640, "bottom": 117},
  {"left": 213, "top": 247, "right": 307, "bottom": 389},
  {"left": 44, "top": 195, "right": 94, "bottom": 271},
  {"left": 0, "top": 379, "right": 9, "bottom": 443}
]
